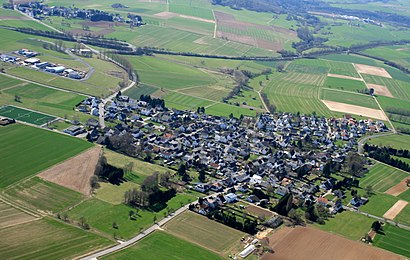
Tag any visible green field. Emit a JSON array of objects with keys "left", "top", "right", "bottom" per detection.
[
  {"left": 367, "top": 134, "right": 410, "bottom": 150},
  {"left": 0, "top": 124, "right": 92, "bottom": 188},
  {"left": 67, "top": 194, "right": 196, "bottom": 240},
  {"left": 321, "top": 88, "right": 379, "bottom": 109},
  {"left": 362, "top": 45, "right": 410, "bottom": 69},
  {"left": 323, "top": 76, "right": 367, "bottom": 93},
  {"left": 164, "top": 211, "right": 245, "bottom": 255},
  {"left": 359, "top": 193, "right": 398, "bottom": 217},
  {"left": 362, "top": 75, "right": 410, "bottom": 101},
  {"left": 373, "top": 224, "right": 410, "bottom": 258},
  {"left": 0, "top": 105, "right": 56, "bottom": 125},
  {"left": 398, "top": 189, "right": 410, "bottom": 202},
  {"left": 0, "top": 217, "right": 113, "bottom": 260},
  {"left": 3, "top": 177, "right": 84, "bottom": 213},
  {"left": 124, "top": 84, "right": 158, "bottom": 100},
  {"left": 95, "top": 181, "right": 140, "bottom": 205},
  {"left": 395, "top": 204, "right": 410, "bottom": 227},
  {"left": 325, "top": 59, "right": 360, "bottom": 78},
  {"left": 314, "top": 211, "right": 374, "bottom": 240},
  {"left": 0, "top": 201, "right": 36, "bottom": 228},
  {"left": 360, "top": 163, "right": 409, "bottom": 193},
  {"left": 103, "top": 231, "right": 222, "bottom": 260}
]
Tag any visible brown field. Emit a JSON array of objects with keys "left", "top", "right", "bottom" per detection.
[
  {"left": 386, "top": 177, "right": 410, "bottom": 196},
  {"left": 0, "top": 201, "right": 37, "bottom": 229},
  {"left": 38, "top": 146, "right": 101, "bottom": 196},
  {"left": 262, "top": 226, "right": 402, "bottom": 260},
  {"left": 154, "top": 11, "right": 179, "bottom": 19},
  {"left": 214, "top": 11, "right": 295, "bottom": 51},
  {"left": 322, "top": 100, "right": 388, "bottom": 121},
  {"left": 327, "top": 73, "right": 363, "bottom": 81},
  {"left": 0, "top": 16, "right": 30, "bottom": 20},
  {"left": 383, "top": 200, "right": 408, "bottom": 219},
  {"left": 354, "top": 64, "right": 392, "bottom": 78},
  {"left": 367, "top": 84, "right": 393, "bottom": 97},
  {"left": 68, "top": 28, "right": 115, "bottom": 36},
  {"left": 246, "top": 205, "right": 274, "bottom": 219}
]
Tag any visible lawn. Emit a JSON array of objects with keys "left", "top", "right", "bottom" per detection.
[
  {"left": 394, "top": 204, "right": 410, "bottom": 227},
  {"left": 67, "top": 194, "right": 196, "bottom": 240},
  {"left": 164, "top": 211, "right": 245, "bottom": 255},
  {"left": 104, "top": 149, "right": 175, "bottom": 185},
  {"left": 95, "top": 181, "right": 140, "bottom": 205},
  {"left": 373, "top": 224, "right": 410, "bottom": 258},
  {"left": 314, "top": 211, "right": 374, "bottom": 240},
  {"left": 321, "top": 88, "right": 379, "bottom": 109},
  {"left": 359, "top": 163, "right": 409, "bottom": 193},
  {"left": 3, "top": 177, "right": 84, "bottom": 213},
  {"left": 0, "top": 124, "right": 92, "bottom": 188},
  {"left": 0, "top": 217, "right": 113, "bottom": 260},
  {"left": 103, "top": 231, "right": 222, "bottom": 260},
  {"left": 366, "top": 134, "right": 410, "bottom": 150},
  {"left": 359, "top": 193, "right": 398, "bottom": 217}
]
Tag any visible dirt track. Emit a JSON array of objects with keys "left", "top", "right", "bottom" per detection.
[
  {"left": 322, "top": 100, "right": 388, "bottom": 121},
  {"left": 38, "top": 146, "right": 101, "bottom": 196},
  {"left": 386, "top": 177, "right": 410, "bottom": 196},
  {"left": 354, "top": 64, "right": 392, "bottom": 78},
  {"left": 262, "top": 226, "right": 402, "bottom": 260},
  {"left": 383, "top": 200, "right": 408, "bottom": 220}
]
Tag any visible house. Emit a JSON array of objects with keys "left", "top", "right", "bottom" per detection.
[
  {"left": 246, "top": 195, "right": 260, "bottom": 203},
  {"left": 316, "top": 197, "right": 329, "bottom": 206},
  {"left": 264, "top": 215, "right": 283, "bottom": 228},
  {"left": 194, "top": 184, "right": 209, "bottom": 193},
  {"left": 24, "top": 57, "right": 40, "bottom": 64},
  {"left": 63, "top": 125, "right": 85, "bottom": 136},
  {"left": 224, "top": 193, "right": 238, "bottom": 203},
  {"left": 276, "top": 186, "right": 288, "bottom": 196}
]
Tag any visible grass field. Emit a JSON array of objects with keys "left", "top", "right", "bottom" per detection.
[
  {"left": 398, "top": 189, "right": 410, "bottom": 202},
  {"left": 315, "top": 211, "right": 374, "bottom": 240},
  {"left": 164, "top": 211, "right": 245, "bottom": 255},
  {"left": 359, "top": 193, "right": 398, "bottom": 217},
  {"left": 360, "top": 163, "right": 409, "bottom": 193},
  {"left": 103, "top": 231, "right": 222, "bottom": 260},
  {"left": 0, "top": 124, "right": 92, "bottom": 188},
  {"left": 124, "top": 84, "right": 158, "bottom": 100},
  {"left": 325, "top": 59, "right": 360, "bottom": 78},
  {"left": 323, "top": 76, "right": 367, "bottom": 92},
  {"left": 362, "top": 45, "right": 410, "bottom": 70},
  {"left": 367, "top": 134, "right": 410, "bottom": 150},
  {"left": 361, "top": 75, "right": 410, "bottom": 101},
  {"left": 0, "top": 105, "right": 56, "bottom": 125},
  {"left": 321, "top": 88, "right": 379, "bottom": 109},
  {"left": 0, "top": 217, "right": 113, "bottom": 260},
  {"left": 67, "top": 194, "right": 196, "bottom": 240},
  {"left": 373, "top": 224, "right": 410, "bottom": 258},
  {"left": 95, "top": 181, "right": 140, "bottom": 205},
  {"left": 394, "top": 204, "right": 410, "bottom": 227},
  {"left": 104, "top": 149, "right": 174, "bottom": 185},
  {"left": 3, "top": 177, "right": 84, "bottom": 213}
]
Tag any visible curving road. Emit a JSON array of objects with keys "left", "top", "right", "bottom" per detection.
[{"left": 357, "top": 132, "right": 396, "bottom": 154}]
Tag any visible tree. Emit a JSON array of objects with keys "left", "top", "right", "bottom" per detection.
[
  {"left": 371, "top": 221, "right": 382, "bottom": 233},
  {"left": 198, "top": 169, "right": 206, "bottom": 183},
  {"left": 322, "top": 162, "right": 331, "bottom": 177},
  {"left": 276, "top": 63, "right": 285, "bottom": 72},
  {"left": 274, "top": 193, "right": 293, "bottom": 216},
  {"left": 112, "top": 222, "right": 118, "bottom": 229},
  {"left": 178, "top": 164, "right": 186, "bottom": 176},
  {"left": 141, "top": 172, "right": 159, "bottom": 193},
  {"left": 153, "top": 215, "right": 157, "bottom": 223},
  {"left": 90, "top": 175, "right": 100, "bottom": 189},
  {"left": 364, "top": 185, "right": 375, "bottom": 197},
  {"left": 288, "top": 209, "right": 304, "bottom": 225},
  {"left": 14, "top": 95, "right": 21, "bottom": 103},
  {"left": 128, "top": 210, "right": 135, "bottom": 220},
  {"left": 78, "top": 217, "right": 90, "bottom": 230}
]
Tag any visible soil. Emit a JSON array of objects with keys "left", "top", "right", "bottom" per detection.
[
  {"left": 262, "top": 226, "right": 402, "bottom": 260},
  {"left": 354, "top": 64, "right": 392, "bottom": 78},
  {"left": 37, "top": 146, "right": 101, "bottom": 196},
  {"left": 385, "top": 177, "right": 410, "bottom": 196},
  {"left": 322, "top": 100, "right": 388, "bottom": 121},
  {"left": 327, "top": 73, "right": 363, "bottom": 81},
  {"left": 383, "top": 200, "right": 408, "bottom": 220},
  {"left": 367, "top": 84, "right": 393, "bottom": 97},
  {"left": 68, "top": 28, "right": 115, "bottom": 36}
]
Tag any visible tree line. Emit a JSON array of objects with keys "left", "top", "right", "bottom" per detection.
[{"left": 364, "top": 144, "right": 410, "bottom": 172}]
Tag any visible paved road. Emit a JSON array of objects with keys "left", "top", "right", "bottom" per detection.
[
  {"left": 357, "top": 132, "right": 395, "bottom": 154},
  {"left": 80, "top": 204, "right": 189, "bottom": 260}
]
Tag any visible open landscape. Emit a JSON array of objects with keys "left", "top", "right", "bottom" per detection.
[{"left": 0, "top": 0, "right": 410, "bottom": 259}]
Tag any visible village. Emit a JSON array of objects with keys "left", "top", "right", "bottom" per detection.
[{"left": 70, "top": 93, "right": 389, "bottom": 234}]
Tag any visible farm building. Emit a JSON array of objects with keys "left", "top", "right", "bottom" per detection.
[
  {"left": 24, "top": 57, "right": 40, "bottom": 64},
  {"left": 46, "top": 66, "right": 65, "bottom": 73}
]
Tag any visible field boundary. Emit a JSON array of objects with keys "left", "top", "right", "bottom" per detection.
[{"left": 383, "top": 200, "right": 408, "bottom": 219}]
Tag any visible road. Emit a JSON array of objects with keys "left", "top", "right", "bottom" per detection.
[
  {"left": 80, "top": 204, "right": 189, "bottom": 260},
  {"left": 357, "top": 132, "right": 395, "bottom": 154}
]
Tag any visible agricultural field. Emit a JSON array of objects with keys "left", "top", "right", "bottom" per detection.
[
  {"left": 359, "top": 193, "right": 398, "bottom": 218},
  {"left": 373, "top": 224, "right": 410, "bottom": 258},
  {"left": 164, "top": 211, "right": 245, "bottom": 256},
  {"left": 398, "top": 189, "right": 410, "bottom": 203},
  {"left": 320, "top": 89, "right": 379, "bottom": 109},
  {"left": 0, "top": 124, "right": 92, "bottom": 188},
  {"left": 359, "top": 163, "right": 409, "bottom": 193},
  {"left": 66, "top": 194, "right": 196, "bottom": 240},
  {"left": 315, "top": 211, "right": 374, "bottom": 240},
  {"left": 0, "top": 105, "right": 56, "bottom": 126},
  {"left": 362, "top": 45, "right": 410, "bottom": 69},
  {"left": 103, "top": 231, "right": 222, "bottom": 260},
  {"left": 0, "top": 217, "right": 113, "bottom": 260},
  {"left": 323, "top": 77, "right": 367, "bottom": 93},
  {"left": 395, "top": 204, "right": 410, "bottom": 226},
  {"left": 263, "top": 226, "right": 400, "bottom": 260},
  {"left": 0, "top": 201, "right": 37, "bottom": 229},
  {"left": 361, "top": 75, "right": 410, "bottom": 101},
  {"left": 3, "top": 177, "right": 85, "bottom": 213},
  {"left": 124, "top": 84, "right": 158, "bottom": 100},
  {"left": 366, "top": 134, "right": 410, "bottom": 150}
]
